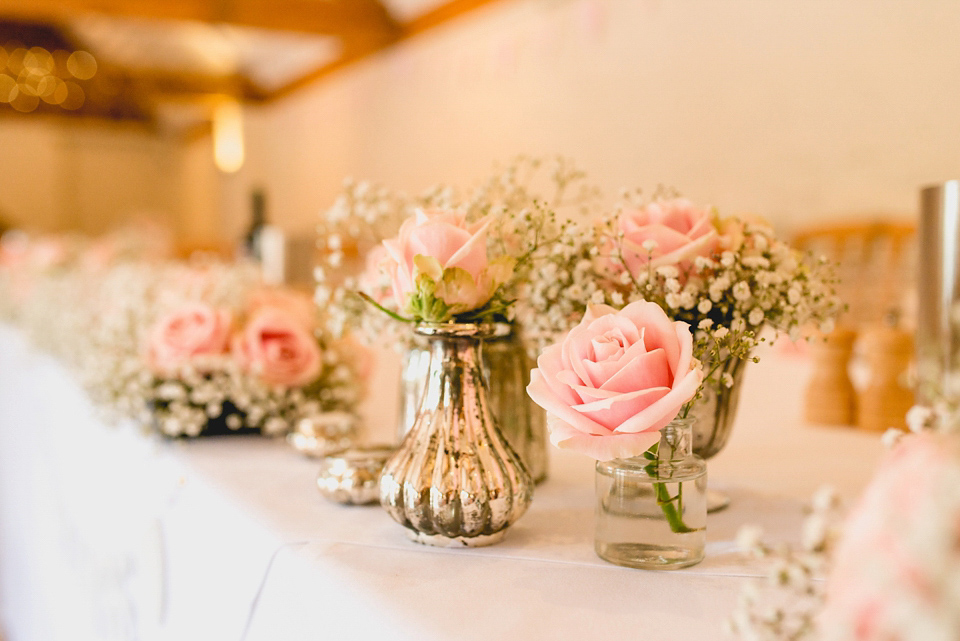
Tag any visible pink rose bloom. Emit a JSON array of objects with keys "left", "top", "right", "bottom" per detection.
[
  {"left": 234, "top": 308, "right": 322, "bottom": 387},
  {"left": 619, "top": 199, "right": 718, "bottom": 277},
  {"left": 247, "top": 288, "right": 316, "bottom": 329},
  {"left": 526, "top": 300, "right": 703, "bottom": 461},
  {"left": 821, "top": 432, "right": 960, "bottom": 640},
  {"left": 146, "top": 304, "right": 232, "bottom": 375},
  {"left": 382, "top": 208, "right": 512, "bottom": 319}
]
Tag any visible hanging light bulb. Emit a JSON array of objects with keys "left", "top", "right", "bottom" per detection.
[{"left": 212, "top": 97, "right": 244, "bottom": 173}]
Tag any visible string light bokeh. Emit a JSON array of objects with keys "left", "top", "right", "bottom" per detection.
[{"left": 0, "top": 42, "right": 95, "bottom": 113}]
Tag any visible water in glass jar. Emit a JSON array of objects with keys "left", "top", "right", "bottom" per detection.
[{"left": 594, "top": 458, "right": 707, "bottom": 570}]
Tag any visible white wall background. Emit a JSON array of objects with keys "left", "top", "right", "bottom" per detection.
[
  {"left": 235, "top": 0, "right": 960, "bottom": 238},
  {"left": 2, "top": 0, "right": 959, "bottom": 243}
]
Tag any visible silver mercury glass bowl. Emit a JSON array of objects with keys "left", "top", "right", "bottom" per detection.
[{"left": 317, "top": 445, "right": 396, "bottom": 505}]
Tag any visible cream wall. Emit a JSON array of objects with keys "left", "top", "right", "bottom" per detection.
[
  {"left": 236, "top": 0, "right": 960, "bottom": 237},
  {"left": 1, "top": 0, "right": 958, "bottom": 244},
  {"left": 0, "top": 117, "right": 199, "bottom": 238}
]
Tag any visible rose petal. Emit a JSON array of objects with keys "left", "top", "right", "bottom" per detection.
[
  {"left": 527, "top": 369, "right": 610, "bottom": 436},
  {"left": 572, "top": 386, "right": 671, "bottom": 431},
  {"left": 536, "top": 344, "right": 584, "bottom": 407},
  {"left": 599, "top": 346, "right": 670, "bottom": 393},
  {"left": 548, "top": 415, "right": 661, "bottom": 461},
  {"left": 612, "top": 367, "right": 702, "bottom": 435}
]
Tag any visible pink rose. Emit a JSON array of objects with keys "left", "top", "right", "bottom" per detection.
[
  {"left": 146, "top": 304, "right": 232, "bottom": 375},
  {"left": 246, "top": 288, "right": 316, "bottom": 328},
  {"left": 526, "top": 300, "right": 702, "bottom": 461},
  {"left": 382, "top": 208, "right": 513, "bottom": 321},
  {"left": 619, "top": 199, "right": 718, "bottom": 277},
  {"left": 233, "top": 308, "right": 322, "bottom": 387}
]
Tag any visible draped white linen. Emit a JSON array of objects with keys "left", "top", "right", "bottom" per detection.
[{"left": 0, "top": 326, "right": 883, "bottom": 641}]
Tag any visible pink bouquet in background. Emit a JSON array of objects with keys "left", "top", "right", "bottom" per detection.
[
  {"left": 527, "top": 300, "right": 703, "bottom": 461},
  {"left": 232, "top": 305, "right": 322, "bottom": 388},
  {"left": 146, "top": 303, "right": 233, "bottom": 375},
  {"left": 139, "top": 285, "right": 363, "bottom": 437}
]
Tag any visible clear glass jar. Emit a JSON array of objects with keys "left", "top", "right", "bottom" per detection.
[{"left": 594, "top": 418, "right": 707, "bottom": 570}]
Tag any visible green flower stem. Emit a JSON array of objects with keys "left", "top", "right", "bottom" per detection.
[{"left": 643, "top": 441, "right": 695, "bottom": 534}]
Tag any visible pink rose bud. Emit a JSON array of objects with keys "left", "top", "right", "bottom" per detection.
[
  {"left": 527, "top": 300, "right": 703, "bottom": 461},
  {"left": 233, "top": 307, "right": 322, "bottom": 387},
  {"left": 146, "top": 304, "right": 232, "bottom": 375},
  {"left": 618, "top": 199, "right": 718, "bottom": 278},
  {"left": 381, "top": 208, "right": 514, "bottom": 321}
]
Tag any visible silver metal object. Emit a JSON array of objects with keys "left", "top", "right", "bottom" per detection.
[
  {"left": 690, "top": 356, "right": 748, "bottom": 460},
  {"left": 917, "top": 182, "right": 960, "bottom": 402},
  {"left": 287, "top": 411, "right": 357, "bottom": 458},
  {"left": 317, "top": 445, "right": 395, "bottom": 505},
  {"left": 689, "top": 356, "right": 749, "bottom": 512},
  {"left": 397, "top": 323, "right": 548, "bottom": 482},
  {"left": 380, "top": 323, "right": 534, "bottom": 547}
]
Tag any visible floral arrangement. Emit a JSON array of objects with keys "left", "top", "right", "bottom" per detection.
[
  {"left": 527, "top": 300, "right": 704, "bottom": 532},
  {"left": 729, "top": 402, "right": 960, "bottom": 641},
  {"left": 316, "top": 156, "right": 597, "bottom": 345},
  {"left": 516, "top": 195, "right": 842, "bottom": 392},
  {"left": 317, "top": 159, "right": 840, "bottom": 406},
  {"left": 139, "top": 286, "right": 362, "bottom": 438},
  {"left": 0, "top": 238, "right": 365, "bottom": 439}
]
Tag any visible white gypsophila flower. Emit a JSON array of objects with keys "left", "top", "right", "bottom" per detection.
[
  {"left": 736, "top": 525, "right": 765, "bottom": 553},
  {"left": 882, "top": 428, "right": 906, "bottom": 448},
  {"left": 698, "top": 299, "right": 712, "bottom": 314},
  {"left": 906, "top": 405, "right": 934, "bottom": 433},
  {"left": 733, "top": 281, "right": 752, "bottom": 301},
  {"left": 748, "top": 308, "right": 765, "bottom": 326}
]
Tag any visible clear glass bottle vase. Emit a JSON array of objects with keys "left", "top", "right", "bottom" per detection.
[{"left": 594, "top": 417, "right": 707, "bottom": 570}]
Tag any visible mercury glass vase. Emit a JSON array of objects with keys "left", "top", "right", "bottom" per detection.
[
  {"left": 689, "top": 355, "right": 748, "bottom": 512},
  {"left": 595, "top": 418, "right": 707, "bottom": 570},
  {"left": 397, "top": 323, "right": 548, "bottom": 483},
  {"left": 380, "top": 323, "right": 534, "bottom": 547}
]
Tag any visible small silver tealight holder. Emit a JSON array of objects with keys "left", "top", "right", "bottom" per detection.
[
  {"left": 316, "top": 445, "right": 396, "bottom": 505},
  {"left": 287, "top": 412, "right": 357, "bottom": 458}
]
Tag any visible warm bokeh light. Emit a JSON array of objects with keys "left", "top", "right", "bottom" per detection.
[
  {"left": 0, "top": 44, "right": 94, "bottom": 113},
  {"left": 0, "top": 74, "right": 16, "bottom": 103},
  {"left": 60, "top": 81, "right": 84, "bottom": 110},
  {"left": 213, "top": 98, "right": 245, "bottom": 173},
  {"left": 10, "top": 91, "right": 38, "bottom": 113},
  {"left": 66, "top": 51, "right": 97, "bottom": 80}
]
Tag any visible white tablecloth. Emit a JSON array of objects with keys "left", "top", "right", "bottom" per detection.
[{"left": 0, "top": 326, "right": 884, "bottom": 641}]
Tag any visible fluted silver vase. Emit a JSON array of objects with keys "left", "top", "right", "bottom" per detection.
[
  {"left": 380, "top": 323, "right": 534, "bottom": 547},
  {"left": 397, "top": 323, "right": 548, "bottom": 482},
  {"left": 689, "top": 355, "right": 748, "bottom": 512}
]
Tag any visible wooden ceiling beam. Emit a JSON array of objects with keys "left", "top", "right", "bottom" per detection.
[
  {"left": 264, "top": 0, "right": 506, "bottom": 101},
  {"left": 0, "top": 0, "right": 400, "bottom": 38}
]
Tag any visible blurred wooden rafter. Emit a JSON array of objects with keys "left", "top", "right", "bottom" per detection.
[
  {"left": 0, "top": 0, "right": 508, "bottom": 131},
  {"left": 0, "top": 0, "right": 400, "bottom": 40}
]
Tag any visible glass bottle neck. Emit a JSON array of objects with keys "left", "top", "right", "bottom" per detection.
[{"left": 657, "top": 418, "right": 694, "bottom": 461}]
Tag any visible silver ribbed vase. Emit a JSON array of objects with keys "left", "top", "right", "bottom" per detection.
[
  {"left": 397, "top": 323, "right": 548, "bottom": 482},
  {"left": 689, "top": 355, "right": 748, "bottom": 512},
  {"left": 380, "top": 323, "right": 534, "bottom": 547}
]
